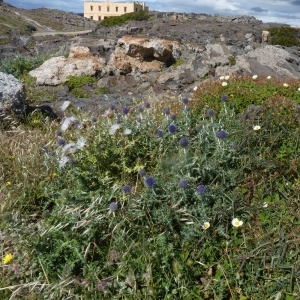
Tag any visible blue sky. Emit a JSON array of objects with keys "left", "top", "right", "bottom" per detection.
[{"left": 4, "top": 0, "right": 300, "bottom": 26}]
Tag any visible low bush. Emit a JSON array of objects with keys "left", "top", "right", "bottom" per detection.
[
  {"left": 269, "top": 26, "right": 300, "bottom": 47},
  {"left": 1, "top": 75, "right": 300, "bottom": 299},
  {"left": 100, "top": 10, "right": 149, "bottom": 27}
]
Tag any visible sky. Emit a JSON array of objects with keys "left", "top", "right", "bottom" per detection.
[{"left": 4, "top": 0, "right": 300, "bottom": 26}]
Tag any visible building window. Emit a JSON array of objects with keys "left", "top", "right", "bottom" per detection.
[
  {"left": 90, "top": 5, "right": 93, "bottom": 11},
  {"left": 98, "top": 6, "right": 101, "bottom": 11},
  {"left": 107, "top": 6, "right": 109, "bottom": 12},
  {"left": 98, "top": 16, "right": 101, "bottom": 21},
  {"left": 90, "top": 16, "right": 93, "bottom": 20},
  {"left": 135, "top": 8, "right": 138, "bottom": 12},
  {"left": 124, "top": 7, "right": 127, "bottom": 12},
  {"left": 116, "top": 7, "right": 118, "bottom": 12}
]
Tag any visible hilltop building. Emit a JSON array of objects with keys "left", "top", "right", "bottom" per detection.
[{"left": 84, "top": 0, "right": 148, "bottom": 21}]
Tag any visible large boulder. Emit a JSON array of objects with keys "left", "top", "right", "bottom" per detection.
[
  {"left": 109, "top": 36, "right": 181, "bottom": 75},
  {"left": 29, "top": 46, "right": 104, "bottom": 85},
  {"left": 0, "top": 72, "right": 26, "bottom": 110}
]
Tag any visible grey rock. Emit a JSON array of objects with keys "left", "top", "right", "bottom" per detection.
[{"left": 0, "top": 72, "right": 26, "bottom": 110}]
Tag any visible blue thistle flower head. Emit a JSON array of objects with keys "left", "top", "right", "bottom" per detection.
[
  {"left": 138, "top": 169, "right": 146, "bottom": 176},
  {"left": 157, "top": 129, "right": 164, "bottom": 138},
  {"left": 121, "top": 106, "right": 129, "bottom": 115},
  {"left": 163, "top": 107, "right": 170, "bottom": 116},
  {"left": 144, "top": 101, "right": 150, "bottom": 109},
  {"left": 145, "top": 176, "right": 156, "bottom": 189},
  {"left": 182, "top": 97, "right": 189, "bottom": 105},
  {"left": 171, "top": 113, "right": 177, "bottom": 120},
  {"left": 122, "top": 185, "right": 132, "bottom": 193},
  {"left": 109, "top": 202, "right": 118, "bottom": 211},
  {"left": 179, "top": 137, "right": 189, "bottom": 148},
  {"left": 196, "top": 125, "right": 203, "bottom": 133},
  {"left": 196, "top": 184, "right": 206, "bottom": 195},
  {"left": 221, "top": 95, "right": 228, "bottom": 102},
  {"left": 168, "top": 124, "right": 177, "bottom": 134},
  {"left": 207, "top": 108, "right": 215, "bottom": 117},
  {"left": 216, "top": 129, "right": 228, "bottom": 139},
  {"left": 109, "top": 103, "right": 116, "bottom": 110},
  {"left": 179, "top": 179, "right": 188, "bottom": 189},
  {"left": 57, "top": 137, "right": 66, "bottom": 146}
]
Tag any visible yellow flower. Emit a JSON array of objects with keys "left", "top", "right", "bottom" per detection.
[
  {"left": 231, "top": 218, "right": 243, "bottom": 228},
  {"left": 202, "top": 222, "right": 210, "bottom": 230},
  {"left": 3, "top": 253, "right": 13, "bottom": 264},
  {"left": 6, "top": 181, "right": 12, "bottom": 186},
  {"left": 51, "top": 173, "right": 57, "bottom": 179},
  {"left": 33, "top": 119, "right": 40, "bottom": 124}
]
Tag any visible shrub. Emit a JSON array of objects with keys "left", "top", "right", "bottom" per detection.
[
  {"left": 65, "top": 74, "right": 97, "bottom": 90},
  {"left": 269, "top": 26, "right": 300, "bottom": 47},
  {"left": 0, "top": 55, "right": 47, "bottom": 78},
  {"left": 100, "top": 10, "right": 149, "bottom": 27}
]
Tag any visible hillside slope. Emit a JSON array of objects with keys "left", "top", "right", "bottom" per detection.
[{"left": 0, "top": 2, "right": 97, "bottom": 35}]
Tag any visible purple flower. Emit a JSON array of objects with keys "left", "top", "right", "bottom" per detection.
[
  {"left": 56, "top": 130, "right": 62, "bottom": 137},
  {"left": 179, "top": 137, "right": 189, "bottom": 148},
  {"left": 145, "top": 176, "right": 156, "bottom": 188},
  {"left": 138, "top": 169, "right": 146, "bottom": 176},
  {"left": 182, "top": 97, "right": 189, "bottom": 105},
  {"left": 144, "top": 101, "right": 150, "bottom": 109},
  {"left": 109, "top": 103, "right": 116, "bottom": 110},
  {"left": 207, "top": 109, "right": 215, "bottom": 117},
  {"left": 168, "top": 124, "right": 177, "bottom": 134},
  {"left": 171, "top": 114, "right": 177, "bottom": 120},
  {"left": 216, "top": 129, "right": 228, "bottom": 139},
  {"left": 122, "top": 185, "right": 132, "bottom": 193},
  {"left": 163, "top": 107, "right": 170, "bottom": 116},
  {"left": 157, "top": 129, "right": 164, "bottom": 137},
  {"left": 221, "top": 95, "right": 228, "bottom": 102},
  {"left": 179, "top": 179, "right": 188, "bottom": 189},
  {"left": 73, "top": 120, "right": 81, "bottom": 129},
  {"left": 57, "top": 138, "right": 66, "bottom": 146},
  {"left": 121, "top": 106, "right": 129, "bottom": 115},
  {"left": 196, "top": 185, "right": 206, "bottom": 195},
  {"left": 109, "top": 202, "right": 118, "bottom": 211},
  {"left": 196, "top": 126, "right": 203, "bottom": 133}
]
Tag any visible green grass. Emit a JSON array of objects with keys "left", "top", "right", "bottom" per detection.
[{"left": 1, "top": 73, "right": 300, "bottom": 299}]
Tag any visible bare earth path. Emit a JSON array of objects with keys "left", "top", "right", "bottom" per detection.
[{"left": 33, "top": 29, "right": 93, "bottom": 37}]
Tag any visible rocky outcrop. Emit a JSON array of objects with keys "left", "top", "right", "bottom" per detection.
[
  {"left": 0, "top": 72, "right": 26, "bottom": 110},
  {"left": 29, "top": 46, "right": 104, "bottom": 85}
]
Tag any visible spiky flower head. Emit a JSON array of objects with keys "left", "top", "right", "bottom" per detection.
[
  {"left": 121, "top": 106, "right": 129, "bottom": 115},
  {"left": 157, "top": 129, "right": 164, "bottom": 137},
  {"left": 207, "top": 108, "right": 215, "bottom": 117},
  {"left": 122, "top": 185, "right": 132, "bottom": 193},
  {"left": 182, "top": 97, "right": 189, "bottom": 105},
  {"left": 179, "top": 179, "right": 188, "bottom": 189},
  {"left": 144, "top": 176, "right": 156, "bottom": 189},
  {"left": 216, "top": 129, "right": 228, "bottom": 139},
  {"left": 168, "top": 124, "right": 177, "bottom": 134},
  {"left": 109, "top": 202, "right": 118, "bottom": 212},
  {"left": 196, "top": 184, "right": 206, "bottom": 195},
  {"left": 179, "top": 137, "right": 189, "bottom": 148}
]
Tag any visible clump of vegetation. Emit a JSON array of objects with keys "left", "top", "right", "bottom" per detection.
[
  {"left": 269, "top": 26, "right": 300, "bottom": 47},
  {"left": 0, "top": 55, "right": 47, "bottom": 78},
  {"left": 228, "top": 55, "right": 236, "bottom": 66},
  {"left": 100, "top": 10, "right": 149, "bottom": 27},
  {"left": 64, "top": 74, "right": 97, "bottom": 98},
  {"left": 1, "top": 74, "right": 300, "bottom": 299},
  {"left": 172, "top": 58, "right": 184, "bottom": 67}
]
